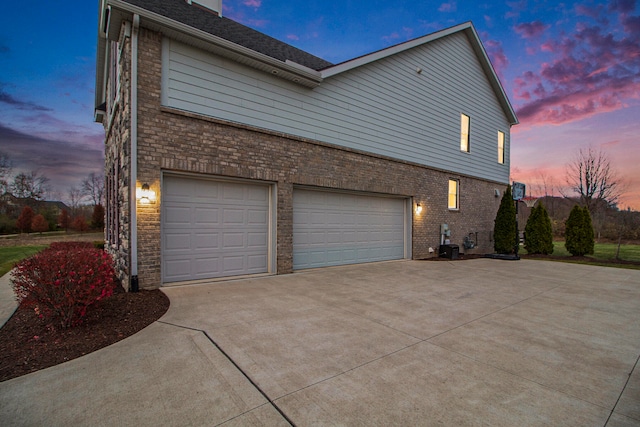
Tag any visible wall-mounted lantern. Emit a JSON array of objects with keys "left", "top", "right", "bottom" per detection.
[
  {"left": 136, "top": 183, "right": 156, "bottom": 204},
  {"left": 415, "top": 203, "right": 423, "bottom": 214}
]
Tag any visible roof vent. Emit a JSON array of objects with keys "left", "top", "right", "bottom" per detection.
[{"left": 191, "top": 0, "right": 222, "bottom": 16}]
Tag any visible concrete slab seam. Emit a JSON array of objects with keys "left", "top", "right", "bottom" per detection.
[
  {"left": 604, "top": 351, "right": 640, "bottom": 426},
  {"left": 424, "top": 282, "right": 568, "bottom": 342},
  {"left": 157, "top": 320, "right": 295, "bottom": 427}
]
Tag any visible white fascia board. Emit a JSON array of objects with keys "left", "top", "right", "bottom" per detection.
[
  {"left": 463, "top": 24, "right": 518, "bottom": 125},
  {"left": 321, "top": 22, "right": 472, "bottom": 78},
  {"left": 104, "top": 0, "right": 322, "bottom": 87}
]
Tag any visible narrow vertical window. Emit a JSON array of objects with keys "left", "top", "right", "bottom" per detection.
[
  {"left": 448, "top": 179, "right": 459, "bottom": 210},
  {"left": 460, "top": 113, "right": 470, "bottom": 152},
  {"left": 498, "top": 131, "right": 505, "bottom": 164}
]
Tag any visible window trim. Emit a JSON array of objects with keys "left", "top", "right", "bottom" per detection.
[
  {"left": 460, "top": 113, "right": 470, "bottom": 153},
  {"left": 498, "top": 130, "right": 505, "bottom": 164},
  {"left": 448, "top": 179, "right": 460, "bottom": 210}
]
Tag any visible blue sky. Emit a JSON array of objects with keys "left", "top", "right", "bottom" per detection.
[{"left": 1, "top": 0, "right": 639, "bottom": 209}]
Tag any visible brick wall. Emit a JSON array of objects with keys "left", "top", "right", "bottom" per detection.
[{"left": 106, "top": 27, "right": 507, "bottom": 289}]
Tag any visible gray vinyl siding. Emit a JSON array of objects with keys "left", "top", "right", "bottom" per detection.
[{"left": 162, "top": 32, "right": 511, "bottom": 183}]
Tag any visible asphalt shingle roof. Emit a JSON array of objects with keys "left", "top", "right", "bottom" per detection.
[{"left": 121, "top": 0, "right": 334, "bottom": 71}]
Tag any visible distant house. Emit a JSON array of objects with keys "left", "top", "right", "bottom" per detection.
[
  {"left": 0, "top": 193, "right": 68, "bottom": 218},
  {"left": 95, "top": 0, "right": 518, "bottom": 290}
]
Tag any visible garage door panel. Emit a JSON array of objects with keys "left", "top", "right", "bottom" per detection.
[
  {"left": 165, "top": 233, "right": 191, "bottom": 251},
  {"left": 247, "top": 254, "right": 268, "bottom": 269},
  {"left": 293, "top": 189, "right": 405, "bottom": 269},
  {"left": 164, "top": 259, "right": 192, "bottom": 281},
  {"left": 194, "top": 207, "right": 219, "bottom": 225},
  {"left": 223, "top": 208, "right": 245, "bottom": 224},
  {"left": 163, "top": 176, "right": 270, "bottom": 283},
  {"left": 247, "top": 232, "right": 267, "bottom": 248},
  {"left": 165, "top": 206, "right": 192, "bottom": 225},
  {"left": 194, "top": 233, "right": 219, "bottom": 250},
  {"left": 293, "top": 189, "right": 406, "bottom": 270},
  {"left": 194, "top": 256, "right": 220, "bottom": 274},
  {"left": 222, "top": 232, "right": 245, "bottom": 248}
]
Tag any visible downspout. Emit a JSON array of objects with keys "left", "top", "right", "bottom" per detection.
[{"left": 129, "top": 13, "right": 140, "bottom": 292}]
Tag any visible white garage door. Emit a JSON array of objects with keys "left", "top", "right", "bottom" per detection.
[
  {"left": 293, "top": 189, "right": 407, "bottom": 270},
  {"left": 162, "top": 176, "right": 270, "bottom": 283}
]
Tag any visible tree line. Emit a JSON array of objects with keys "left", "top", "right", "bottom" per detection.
[
  {"left": 514, "top": 146, "right": 639, "bottom": 242},
  {"left": 0, "top": 151, "right": 105, "bottom": 235}
]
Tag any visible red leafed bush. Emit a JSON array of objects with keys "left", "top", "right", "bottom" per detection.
[{"left": 11, "top": 246, "right": 117, "bottom": 329}]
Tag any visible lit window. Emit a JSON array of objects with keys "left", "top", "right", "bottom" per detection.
[
  {"left": 448, "top": 179, "right": 459, "bottom": 210},
  {"left": 460, "top": 113, "right": 470, "bottom": 152},
  {"left": 498, "top": 131, "right": 505, "bottom": 164}
]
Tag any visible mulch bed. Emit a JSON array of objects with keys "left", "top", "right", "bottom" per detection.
[
  {"left": 0, "top": 285, "right": 169, "bottom": 382},
  {"left": 424, "top": 253, "right": 640, "bottom": 266}
]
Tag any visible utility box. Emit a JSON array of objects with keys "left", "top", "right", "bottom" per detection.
[{"left": 439, "top": 244, "right": 459, "bottom": 260}]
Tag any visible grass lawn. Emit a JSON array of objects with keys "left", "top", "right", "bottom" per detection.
[
  {"left": 522, "top": 241, "right": 640, "bottom": 269},
  {"left": 546, "top": 241, "right": 640, "bottom": 262},
  {"left": 0, "top": 245, "right": 48, "bottom": 277}
]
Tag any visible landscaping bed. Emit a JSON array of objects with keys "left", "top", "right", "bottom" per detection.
[{"left": 0, "top": 284, "right": 169, "bottom": 382}]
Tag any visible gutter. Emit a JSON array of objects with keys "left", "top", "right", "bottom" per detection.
[
  {"left": 101, "top": 0, "right": 322, "bottom": 89},
  {"left": 129, "top": 13, "right": 140, "bottom": 292}
]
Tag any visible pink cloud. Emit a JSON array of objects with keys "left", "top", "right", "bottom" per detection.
[
  {"left": 245, "top": 19, "right": 268, "bottom": 28},
  {"left": 382, "top": 32, "right": 400, "bottom": 43},
  {"left": 608, "top": 0, "right": 635, "bottom": 14},
  {"left": 484, "top": 39, "right": 509, "bottom": 80},
  {"left": 575, "top": 4, "right": 607, "bottom": 23},
  {"left": 286, "top": 34, "right": 299, "bottom": 41},
  {"left": 438, "top": 1, "right": 457, "bottom": 13},
  {"left": 514, "top": 20, "right": 640, "bottom": 126},
  {"left": 243, "top": 0, "right": 261, "bottom": 8},
  {"left": 514, "top": 21, "right": 549, "bottom": 38},
  {"left": 623, "top": 14, "right": 640, "bottom": 32}
]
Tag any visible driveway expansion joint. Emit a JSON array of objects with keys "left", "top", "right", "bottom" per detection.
[{"left": 157, "top": 320, "right": 296, "bottom": 427}]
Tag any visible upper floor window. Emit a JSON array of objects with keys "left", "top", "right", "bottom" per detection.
[
  {"left": 448, "top": 179, "right": 459, "bottom": 210},
  {"left": 498, "top": 131, "right": 505, "bottom": 164},
  {"left": 460, "top": 113, "right": 470, "bottom": 152}
]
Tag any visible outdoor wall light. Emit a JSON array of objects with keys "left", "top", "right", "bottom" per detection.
[
  {"left": 136, "top": 183, "right": 156, "bottom": 204},
  {"left": 415, "top": 203, "right": 423, "bottom": 214}
]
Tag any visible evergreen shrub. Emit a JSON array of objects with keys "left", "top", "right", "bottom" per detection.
[
  {"left": 494, "top": 184, "right": 517, "bottom": 254},
  {"left": 565, "top": 206, "right": 595, "bottom": 256},
  {"left": 524, "top": 203, "right": 554, "bottom": 254}
]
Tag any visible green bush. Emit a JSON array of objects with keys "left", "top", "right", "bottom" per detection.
[
  {"left": 565, "top": 206, "right": 594, "bottom": 256},
  {"left": 494, "top": 184, "right": 517, "bottom": 254},
  {"left": 524, "top": 202, "right": 554, "bottom": 254}
]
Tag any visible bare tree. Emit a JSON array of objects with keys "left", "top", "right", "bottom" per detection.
[
  {"left": 0, "top": 151, "right": 13, "bottom": 194},
  {"left": 67, "top": 186, "right": 85, "bottom": 216},
  {"left": 563, "top": 147, "right": 623, "bottom": 213},
  {"left": 11, "top": 170, "right": 50, "bottom": 200},
  {"left": 81, "top": 172, "right": 105, "bottom": 206}
]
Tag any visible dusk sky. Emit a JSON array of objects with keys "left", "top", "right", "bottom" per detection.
[{"left": 1, "top": 0, "right": 639, "bottom": 209}]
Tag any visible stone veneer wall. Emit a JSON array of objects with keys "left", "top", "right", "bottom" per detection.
[
  {"left": 102, "top": 25, "right": 133, "bottom": 290},
  {"left": 107, "top": 27, "right": 507, "bottom": 290}
]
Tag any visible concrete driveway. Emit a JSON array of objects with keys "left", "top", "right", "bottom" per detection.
[{"left": 1, "top": 259, "right": 639, "bottom": 426}]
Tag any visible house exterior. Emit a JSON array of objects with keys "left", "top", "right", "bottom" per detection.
[{"left": 95, "top": 0, "right": 518, "bottom": 290}]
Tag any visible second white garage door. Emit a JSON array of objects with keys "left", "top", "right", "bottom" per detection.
[
  {"left": 293, "top": 189, "right": 407, "bottom": 270},
  {"left": 162, "top": 175, "right": 271, "bottom": 283}
]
